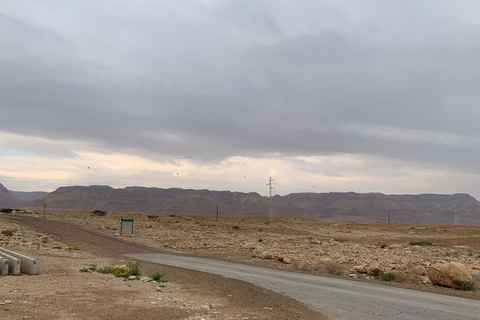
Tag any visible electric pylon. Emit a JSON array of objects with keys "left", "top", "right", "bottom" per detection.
[
  {"left": 454, "top": 206, "right": 460, "bottom": 226},
  {"left": 266, "top": 177, "right": 275, "bottom": 222}
]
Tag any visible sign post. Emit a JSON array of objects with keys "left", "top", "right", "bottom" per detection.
[
  {"left": 43, "top": 203, "right": 47, "bottom": 217},
  {"left": 120, "top": 219, "right": 134, "bottom": 236}
]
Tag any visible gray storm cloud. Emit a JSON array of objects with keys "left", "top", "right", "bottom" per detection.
[{"left": 2, "top": 0, "right": 480, "bottom": 174}]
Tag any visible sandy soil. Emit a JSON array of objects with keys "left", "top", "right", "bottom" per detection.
[{"left": 1, "top": 210, "right": 480, "bottom": 319}]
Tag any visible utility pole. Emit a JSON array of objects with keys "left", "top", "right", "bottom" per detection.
[
  {"left": 266, "top": 177, "right": 275, "bottom": 222},
  {"left": 454, "top": 206, "right": 460, "bottom": 226}
]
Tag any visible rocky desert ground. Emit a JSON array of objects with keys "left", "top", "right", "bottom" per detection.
[{"left": 1, "top": 210, "right": 480, "bottom": 319}]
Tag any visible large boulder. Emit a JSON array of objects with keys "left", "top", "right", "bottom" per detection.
[{"left": 428, "top": 262, "right": 472, "bottom": 288}]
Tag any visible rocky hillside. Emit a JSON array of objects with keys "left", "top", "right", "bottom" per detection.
[
  {"left": 0, "top": 183, "right": 25, "bottom": 208},
  {"left": 274, "top": 192, "right": 480, "bottom": 225},
  {"left": 27, "top": 185, "right": 271, "bottom": 217},
  {"left": 9, "top": 190, "right": 49, "bottom": 202},
  {"left": 17, "top": 184, "right": 480, "bottom": 225}
]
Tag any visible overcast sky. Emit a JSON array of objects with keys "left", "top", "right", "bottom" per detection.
[{"left": 2, "top": 0, "right": 480, "bottom": 199}]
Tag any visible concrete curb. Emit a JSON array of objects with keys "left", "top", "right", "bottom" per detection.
[
  {"left": 0, "top": 257, "right": 8, "bottom": 276},
  {"left": 0, "top": 247, "right": 37, "bottom": 275},
  {"left": 0, "top": 252, "right": 20, "bottom": 275}
]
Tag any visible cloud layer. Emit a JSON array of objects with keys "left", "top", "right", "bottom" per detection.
[{"left": 2, "top": 1, "right": 480, "bottom": 198}]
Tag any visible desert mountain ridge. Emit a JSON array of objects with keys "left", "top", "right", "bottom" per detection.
[
  {"left": 1, "top": 182, "right": 480, "bottom": 225},
  {"left": 0, "top": 183, "right": 25, "bottom": 208}
]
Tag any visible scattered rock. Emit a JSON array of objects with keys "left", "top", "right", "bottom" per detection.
[
  {"left": 367, "top": 266, "right": 383, "bottom": 276},
  {"left": 377, "top": 241, "right": 388, "bottom": 248},
  {"left": 319, "top": 258, "right": 332, "bottom": 264},
  {"left": 283, "top": 257, "right": 293, "bottom": 264},
  {"left": 411, "top": 266, "right": 426, "bottom": 276},
  {"left": 428, "top": 262, "right": 472, "bottom": 289},
  {"left": 243, "top": 242, "right": 257, "bottom": 250},
  {"left": 352, "top": 265, "right": 367, "bottom": 274},
  {"left": 389, "top": 244, "right": 403, "bottom": 249},
  {"left": 261, "top": 252, "right": 273, "bottom": 260}
]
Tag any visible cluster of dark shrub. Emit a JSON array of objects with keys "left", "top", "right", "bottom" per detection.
[{"left": 91, "top": 210, "right": 107, "bottom": 216}]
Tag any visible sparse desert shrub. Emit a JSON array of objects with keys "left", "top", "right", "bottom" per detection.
[
  {"left": 52, "top": 246, "right": 62, "bottom": 249},
  {"left": 293, "top": 263, "right": 311, "bottom": 272},
  {"left": 150, "top": 271, "right": 168, "bottom": 283},
  {"left": 409, "top": 241, "right": 433, "bottom": 246},
  {"left": 147, "top": 215, "right": 158, "bottom": 220},
  {"left": 95, "top": 262, "right": 140, "bottom": 279},
  {"left": 324, "top": 261, "right": 345, "bottom": 275},
  {"left": 1, "top": 229, "right": 14, "bottom": 237},
  {"left": 232, "top": 226, "right": 240, "bottom": 230},
  {"left": 311, "top": 262, "right": 329, "bottom": 274},
  {"left": 79, "top": 264, "right": 98, "bottom": 273},
  {"left": 70, "top": 246, "right": 81, "bottom": 251},
  {"left": 128, "top": 262, "right": 140, "bottom": 277},
  {"left": 459, "top": 282, "right": 477, "bottom": 291},
  {"left": 378, "top": 272, "right": 405, "bottom": 282},
  {"left": 92, "top": 210, "right": 107, "bottom": 216}
]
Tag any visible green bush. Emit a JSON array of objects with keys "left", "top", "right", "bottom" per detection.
[
  {"left": 378, "top": 272, "right": 404, "bottom": 282},
  {"left": 459, "top": 282, "right": 477, "bottom": 291},
  {"left": 150, "top": 271, "right": 168, "bottom": 283},
  {"left": 52, "top": 246, "right": 62, "bottom": 249}
]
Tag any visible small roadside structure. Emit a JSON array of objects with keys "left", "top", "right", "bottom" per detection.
[{"left": 120, "top": 218, "right": 134, "bottom": 236}]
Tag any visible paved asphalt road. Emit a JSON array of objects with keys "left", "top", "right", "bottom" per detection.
[{"left": 128, "top": 253, "right": 479, "bottom": 320}]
